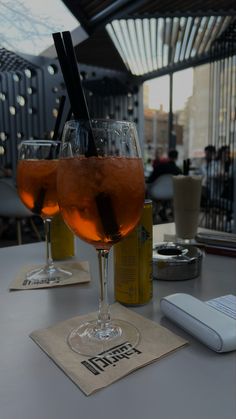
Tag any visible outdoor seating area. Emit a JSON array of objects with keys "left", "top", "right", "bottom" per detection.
[
  {"left": 0, "top": 0, "right": 235, "bottom": 239},
  {"left": 0, "top": 2, "right": 235, "bottom": 419}
]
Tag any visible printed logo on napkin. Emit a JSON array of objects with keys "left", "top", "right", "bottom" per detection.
[
  {"left": 81, "top": 341, "right": 142, "bottom": 376},
  {"left": 9, "top": 261, "right": 90, "bottom": 290}
]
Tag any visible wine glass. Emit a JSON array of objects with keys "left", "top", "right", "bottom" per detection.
[
  {"left": 17, "top": 139, "right": 72, "bottom": 283},
  {"left": 57, "top": 119, "right": 145, "bottom": 356}
]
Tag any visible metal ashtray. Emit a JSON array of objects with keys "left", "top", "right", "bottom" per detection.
[{"left": 153, "top": 242, "right": 203, "bottom": 281}]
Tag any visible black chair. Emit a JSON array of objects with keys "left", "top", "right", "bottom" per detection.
[
  {"left": 147, "top": 174, "right": 174, "bottom": 223},
  {"left": 0, "top": 178, "right": 41, "bottom": 244}
]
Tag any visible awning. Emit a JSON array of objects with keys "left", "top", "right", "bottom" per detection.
[{"left": 63, "top": 0, "right": 236, "bottom": 79}]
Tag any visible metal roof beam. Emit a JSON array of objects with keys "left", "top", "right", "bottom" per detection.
[
  {"left": 62, "top": 0, "right": 92, "bottom": 34},
  {"left": 135, "top": 47, "right": 236, "bottom": 82},
  {"left": 62, "top": 0, "right": 145, "bottom": 33},
  {"left": 89, "top": 0, "right": 149, "bottom": 27},
  {"left": 126, "top": 11, "right": 236, "bottom": 18}
]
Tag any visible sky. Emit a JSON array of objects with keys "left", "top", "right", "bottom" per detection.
[
  {"left": 146, "top": 68, "right": 193, "bottom": 111},
  {"left": 0, "top": 0, "right": 78, "bottom": 55}
]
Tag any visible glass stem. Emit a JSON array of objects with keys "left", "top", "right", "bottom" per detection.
[
  {"left": 43, "top": 218, "right": 54, "bottom": 270},
  {"left": 97, "top": 249, "right": 111, "bottom": 329}
]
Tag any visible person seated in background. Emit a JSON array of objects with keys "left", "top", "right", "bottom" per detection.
[
  {"left": 199, "top": 144, "right": 234, "bottom": 231},
  {"left": 152, "top": 146, "right": 169, "bottom": 170},
  {"left": 200, "top": 145, "right": 216, "bottom": 179},
  {"left": 215, "top": 145, "right": 232, "bottom": 177},
  {"left": 199, "top": 145, "right": 216, "bottom": 205},
  {"left": 215, "top": 145, "right": 234, "bottom": 203},
  {"left": 147, "top": 149, "right": 182, "bottom": 184}
]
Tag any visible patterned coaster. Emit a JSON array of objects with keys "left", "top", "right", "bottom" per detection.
[
  {"left": 9, "top": 261, "right": 90, "bottom": 290},
  {"left": 30, "top": 303, "right": 188, "bottom": 396}
]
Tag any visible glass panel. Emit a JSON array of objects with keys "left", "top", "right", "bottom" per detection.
[{"left": 0, "top": 0, "right": 78, "bottom": 55}]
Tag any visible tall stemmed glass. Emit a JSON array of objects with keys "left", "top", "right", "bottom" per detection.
[
  {"left": 17, "top": 139, "right": 72, "bottom": 283},
  {"left": 57, "top": 119, "right": 145, "bottom": 356}
]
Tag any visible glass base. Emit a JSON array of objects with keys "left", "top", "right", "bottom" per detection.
[
  {"left": 68, "top": 319, "right": 140, "bottom": 357},
  {"left": 26, "top": 264, "right": 72, "bottom": 284}
]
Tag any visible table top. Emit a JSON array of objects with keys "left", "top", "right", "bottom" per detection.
[{"left": 0, "top": 224, "right": 236, "bottom": 419}]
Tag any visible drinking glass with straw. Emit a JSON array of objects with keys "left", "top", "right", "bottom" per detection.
[
  {"left": 53, "top": 31, "right": 145, "bottom": 356},
  {"left": 16, "top": 96, "right": 72, "bottom": 283},
  {"left": 17, "top": 139, "right": 72, "bottom": 282}
]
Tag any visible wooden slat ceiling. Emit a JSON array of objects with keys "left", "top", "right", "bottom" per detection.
[{"left": 63, "top": 0, "right": 236, "bottom": 80}]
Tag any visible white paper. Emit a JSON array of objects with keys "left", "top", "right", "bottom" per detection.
[{"left": 206, "top": 294, "right": 236, "bottom": 320}]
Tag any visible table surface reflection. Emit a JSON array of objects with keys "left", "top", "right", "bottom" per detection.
[{"left": 0, "top": 224, "right": 235, "bottom": 419}]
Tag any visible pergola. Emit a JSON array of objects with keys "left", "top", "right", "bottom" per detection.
[
  {"left": 58, "top": 1, "right": 236, "bottom": 150},
  {"left": 59, "top": 0, "right": 236, "bottom": 232},
  {"left": 61, "top": 0, "right": 236, "bottom": 77}
]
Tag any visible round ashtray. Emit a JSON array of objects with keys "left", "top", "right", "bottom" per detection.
[{"left": 153, "top": 242, "right": 203, "bottom": 281}]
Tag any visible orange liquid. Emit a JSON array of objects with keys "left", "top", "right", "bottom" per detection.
[
  {"left": 17, "top": 160, "right": 59, "bottom": 218},
  {"left": 57, "top": 156, "right": 145, "bottom": 249}
]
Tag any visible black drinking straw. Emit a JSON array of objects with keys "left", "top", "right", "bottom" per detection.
[
  {"left": 183, "top": 159, "right": 190, "bottom": 176},
  {"left": 95, "top": 193, "right": 121, "bottom": 242},
  {"left": 62, "top": 31, "right": 91, "bottom": 121},
  {"left": 32, "top": 98, "right": 66, "bottom": 214},
  {"left": 52, "top": 31, "right": 97, "bottom": 157},
  {"left": 32, "top": 188, "right": 46, "bottom": 215},
  {"left": 59, "top": 107, "right": 72, "bottom": 141},
  {"left": 52, "top": 95, "right": 66, "bottom": 141},
  {"left": 53, "top": 33, "right": 79, "bottom": 119}
]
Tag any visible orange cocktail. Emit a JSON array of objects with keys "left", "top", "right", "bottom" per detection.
[
  {"left": 17, "top": 159, "right": 59, "bottom": 218},
  {"left": 57, "top": 156, "right": 145, "bottom": 249}
]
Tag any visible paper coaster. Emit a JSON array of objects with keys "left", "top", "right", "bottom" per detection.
[
  {"left": 30, "top": 303, "right": 188, "bottom": 396},
  {"left": 9, "top": 261, "right": 90, "bottom": 290}
]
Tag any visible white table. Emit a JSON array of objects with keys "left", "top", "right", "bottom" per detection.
[{"left": 0, "top": 224, "right": 236, "bottom": 419}]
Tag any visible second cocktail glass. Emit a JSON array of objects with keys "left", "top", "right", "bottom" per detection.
[
  {"left": 17, "top": 140, "right": 72, "bottom": 283},
  {"left": 57, "top": 119, "right": 145, "bottom": 356}
]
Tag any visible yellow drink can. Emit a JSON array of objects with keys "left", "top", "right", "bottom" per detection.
[
  {"left": 114, "top": 200, "right": 153, "bottom": 305},
  {"left": 51, "top": 213, "right": 75, "bottom": 260}
]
